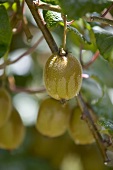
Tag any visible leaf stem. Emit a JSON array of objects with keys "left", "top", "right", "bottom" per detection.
[
  {"left": 25, "top": 0, "right": 59, "bottom": 53},
  {"left": 76, "top": 94, "right": 110, "bottom": 163}
]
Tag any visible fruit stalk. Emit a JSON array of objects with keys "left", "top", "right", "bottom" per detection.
[
  {"left": 62, "top": 15, "right": 67, "bottom": 51},
  {"left": 77, "top": 94, "right": 109, "bottom": 163},
  {"left": 25, "top": 0, "right": 59, "bottom": 53}
]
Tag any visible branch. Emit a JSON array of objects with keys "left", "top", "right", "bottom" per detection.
[
  {"left": 8, "top": 76, "right": 46, "bottom": 94},
  {"left": 76, "top": 94, "right": 110, "bottom": 163},
  {"left": 10, "top": 86, "right": 46, "bottom": 94},
  {"left": 25, "top": 0, "right": 59, "bottom": 53}
]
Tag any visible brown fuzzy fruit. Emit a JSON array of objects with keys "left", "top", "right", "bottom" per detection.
[
  {"left": 36, "top": 98, "right": 70, "bottom": 137},
  {"left": 44, "top": 53, "right": 82, "bottom": 100},
  {"left": 69, "top": 107, "right": 95, "bottom": 145},
  {"left": 0, "top": 108, "right": 25, "bottom": 149},
  {"left": 0, "top": 88, "right": 12, "bottom": 128}
]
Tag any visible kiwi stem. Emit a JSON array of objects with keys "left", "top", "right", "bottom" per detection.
[
  {"left": 62, "top": 15, "right": 67, "bottom": 51},
  {"left": 76, "top": 94, "right": 110, "bottom": 163},
  {"left": 25, "top": 0, "right": 59, "bottom": 53},
  {"left": 0, "top": 35, "right": 43, "bottom": 69},
  {"left": 35, "top": 0, "right": 61, "bottom": 13}
]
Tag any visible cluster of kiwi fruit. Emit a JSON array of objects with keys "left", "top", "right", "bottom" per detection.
[
  {"left": 35, "top": 97, "right": 95, "bottom": 145},
  {"left": 35, "top": 51, "right": 95, "bottom": 145},
  {"left": 0, "top": 87, "right": 25, "bottom": 150}
]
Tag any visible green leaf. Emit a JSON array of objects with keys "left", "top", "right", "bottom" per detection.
[
  {"left": 43, "top": 10, "right": 63, "bottom": 28},
  {"left": 81, "top": 76, "right": 103, "bottom": 104},
  {"left": 92, "top": 87, "right": 113, "bottom": 120},
  {"left": 87, "top": 57, "right": 113, "bottom": 87},
  {"left": 0, "top": 5, "right": 12, "bottom": 58},
  {"left": 93, "top": 27, "right": 113, "bottom": 63},
  {"left": 59, "top": 0, "right": 111, "bottom": 19},
  {"left": 68, "top": 25, "right": 91, "bottom": 45},
  {"left": 98, "top": 119, "right": 113, "bottom": 136},
  {"left": 68, "top": 19, "right": 97, "bottom": 51}
]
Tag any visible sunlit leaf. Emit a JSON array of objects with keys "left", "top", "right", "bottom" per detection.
[{"left": 68, "top": 19, "right": 97, "bottom": 50}]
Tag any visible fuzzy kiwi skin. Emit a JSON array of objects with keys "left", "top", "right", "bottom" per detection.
[
  {"left": 36, "top": 98, "right": 70, "bottom": 137},
  {"left": 44, "top": 53, "right": 82, "bottom": 101},
  {"left": 0, "top": 88, "right": 12, "bottom": 128},
  {"left": 68, "top": 107, "right": 95, "bottom": 145},
  {"left": 0, "top": 108, "right": 25, "bottom": 149}
]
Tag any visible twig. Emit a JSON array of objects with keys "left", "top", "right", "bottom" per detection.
[
  {"left": 8, "top": 76, "right": 46, "bottom": 94},
  {"left": 25, "top": 0, "right": 59, "bottom": 53},
  {"left": 22, "top": 16, "right": 33, "bottom": 41},
  {"left": 101, "top": 3, "right": 113, "bottom": 17},
  {"left": 10, "top": 86, "right": 46, "bottom": 94},
  {"left": 76, "top": 94, "right": 110, "bottom": 163},
  {"left": 0, "top": 35, "right": 44, "bottom": 69},
  {"left": 35, "top": 0, "right": 61, "bottom": 13},
  {"left": 83, "top": 51, "right": 100, "bottom": 69}
]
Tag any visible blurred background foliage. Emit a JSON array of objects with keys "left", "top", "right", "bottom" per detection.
[{"left": 0, "top": 0, "right": 113, "bottom": 170}]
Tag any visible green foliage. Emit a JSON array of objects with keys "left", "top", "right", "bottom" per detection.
[
  {"left": 0, "top": 0, "right": 113, "bottom": 169},
  {"left": 98, "top": 119, "right": 113, "bottom": 136},
  {"left": 59, "top": 0, "right": 111, "bottom": 19},
  {"left": 0, "top": 5, "right": 12, "bottom": 58},
  {"left": 67, "top": 19, "right": 97, "bottom": 51},
  {"left": 82, "top": 77, "right": 103, "bottom": 104},
  {"left": 92, "top": 88, "right": 113, "bottom": 120},
  {"left": 43, "top": 10, "right": 63, "bottom": 28},
  {"left": 94, "top": 28, "right": 113, "bottom": 63}
]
